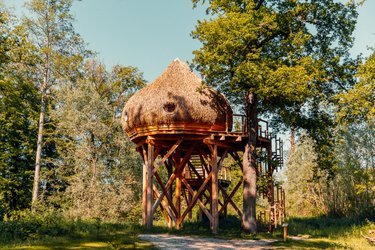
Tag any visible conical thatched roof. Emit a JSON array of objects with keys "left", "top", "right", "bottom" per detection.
[{"left": 122, "top": 59, "right": 232, "bottom": 138}]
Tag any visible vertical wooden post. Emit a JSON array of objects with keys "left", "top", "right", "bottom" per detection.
[
  {"left": 211, "top": 144, "right": 219, "bottom": 234},
  {"left": 146, "top": 143, "right": 154, "bottom": 229},
  {"left": 166, "top": 159, "right": 173, "bottom": 228},
  {"left": 142, "top": 146, "right": 148, "bottom": 226},
  {"left": 174, "top": 151, "right": 181, "bottom": 229}
]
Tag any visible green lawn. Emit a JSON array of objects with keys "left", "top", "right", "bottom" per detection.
[
  {"left": 273, "top": 217, "right": 375, "bottom": 249},
  {"left": 0, "top": 216, "right": 373, "bottom": 249},
  {"left": 1, "top": 229, "right": 156, "bottom": 249}
]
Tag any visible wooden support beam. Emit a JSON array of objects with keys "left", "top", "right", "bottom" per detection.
[
  {"left": 211, "top": 144, "right": 219, "bottom": 234},
  {"left": 219, "top": 180, "right": 243, "bottom": 218},
  {"left": 153, "top": 187, "right": 170, "bottom": 224},
  {"left": 136, "top": 138, "right": 147, "bottom": 148},
  {"left": 179, "top": 172, "right": 212, "bottom": 222},
  {"left": 153, "top": 171, "right": 178, "bottom": 217},
  {"left": 174, "top": 151, "right": 182, "bottom": 230},
  {"left": 181, "top": 177, "right": 213, "bottom": 225},
  {"left": 152, "top": 139, "right": 183, "bottom": 174},
  {"left": 146, "top": 143, "right": 154, "bottom": 229},
  {"left": 166, "top": 158, "right": 173, "bottom": 229},
  {"left": 141, "top": 145, "right": 147, "bottom": 225},
  {"left": 217, "top": 148, "right": 229, "bottom": 171},
  {"left": 152, "top": 184, "right": 176, "bottom": 224},
  {"left": 204, "top": 139, "right": 234, "bottom": 151}
]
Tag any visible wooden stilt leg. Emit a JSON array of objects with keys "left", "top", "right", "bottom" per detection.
[
  {"left": 142, "top": 162, "right": 147, "bottom": 225},
  {"left": 212, "top": 145, "right": 219, "bottom": 234},
  {"left": 166, "top": 159, "right": 173, "bottom": 228},
  {"left": 174, "top": 152, "right": 181, "bottom": 229},
  {"left": 142, "top": 146, "right": 148, "bottom": 226},
  {"left": 147, "top": 143, "right": 154, "bottom": 229}
]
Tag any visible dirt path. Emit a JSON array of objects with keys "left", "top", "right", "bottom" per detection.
[{"left": 138, "top": 234, "right": 276, "bottom": 250}]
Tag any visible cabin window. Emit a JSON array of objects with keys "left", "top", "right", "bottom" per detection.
[{"left": 163, "top": 102, "right": 176, "bottom": 113}]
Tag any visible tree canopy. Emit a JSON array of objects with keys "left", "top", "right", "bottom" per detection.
[{"left": 191, "top": 0, "right": 359, "bottom": 232}]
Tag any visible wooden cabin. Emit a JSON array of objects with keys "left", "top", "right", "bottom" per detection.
[{"left": 121, "top": 59, "right": 285, "bottom": 233}]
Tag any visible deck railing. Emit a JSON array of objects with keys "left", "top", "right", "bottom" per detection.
[
  {"left": 227, "top": 113, "right": 248, "bottom": 133},
  {"left": 226, "top": 113, "right": 271, "bottom": 139},
  {"left": 257, "top": 119, "right": 270, "bottom": 139}
]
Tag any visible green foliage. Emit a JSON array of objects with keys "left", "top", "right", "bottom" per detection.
[
  {"left": 337, "top": 52, "right": 375, "bottom": 124},
  {"left": 0, "top": 4, "right": 40, "bottom": 218},
  {"left": 329, "top": 123, "right": 375, "bottom": 217},
  {"left": 286, "top": 134, "right": 328, "bottom": 217},
  {"left": 0, "top": 77, "right": 39, "bottom": 217},
  {"left": 286, "top": 127, "right": 375, "bottom": 218},
  {"left": 191, "top": 0, "right": 359, "bottom": 175},
  {"left": 50, "top": 60, "right": 146, "bottom": 220}
]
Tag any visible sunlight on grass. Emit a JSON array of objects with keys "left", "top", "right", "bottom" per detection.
[{"left": 1, "top": 216, "right": 373, "bottom": 249}]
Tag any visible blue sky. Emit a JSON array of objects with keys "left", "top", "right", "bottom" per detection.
[{"left": 4, "top": 0, "right": 375, "bottom": 82}]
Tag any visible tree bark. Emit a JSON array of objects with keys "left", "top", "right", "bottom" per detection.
[
  {"left": 31, "top": 91, "right": 45, "bottom": 210},
  {"left": 242, "top": 91, "right": 258, "bottom": 233},
  {"left": 32, "top": 35, "right": 49, "bottom": 210}
]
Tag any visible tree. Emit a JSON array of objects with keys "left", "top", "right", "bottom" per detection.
[
  {"left": 51, "top": 60, "right": 145, "bottom": 220},
  {"left": 191, "top": 0, "right": 358, "bottom": 232},
  {"left": 333, "top": 123, "right": 374, "bottom": 217},
  {"left": 286, "top": 134, "right": 328, "bottom": 217},
  {"left": 0, "top": 3, "right": 40, "bottom": 217},
  {"left": 337, "top": 51, "right": 375, "bottom": 124},
  {"left": 22, "top": 0, "right": 87, "bottom": 209}
]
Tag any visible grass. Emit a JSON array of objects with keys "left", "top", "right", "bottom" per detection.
[
  {"left": 272, "top": 216, "right": 375, "bottom": 249},
  {"left": 0, "top": 222, "right": 157, "bottom": 249},
  {"left": 0, "top": 214, "right": 374, "bottom": 249}
]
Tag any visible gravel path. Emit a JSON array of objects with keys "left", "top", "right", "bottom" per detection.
[{"left": 138, "top": 234, "right": 276, "bottom": 250}]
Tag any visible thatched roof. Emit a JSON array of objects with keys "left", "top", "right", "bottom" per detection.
[{"left": 122, "top": 59, "right": 232, "bottom": 138}]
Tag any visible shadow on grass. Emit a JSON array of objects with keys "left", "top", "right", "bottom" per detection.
[
  {"left": 2, "top": 231, "right": 157, "bottom": 249},
  {"left": 0, "top": 221, "right": 157, "bottom": 249}
]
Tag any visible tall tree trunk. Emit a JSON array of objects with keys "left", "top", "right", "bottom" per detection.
[
  {"left": 32, "top": 91, "right": 45, "bottom": 210},
  {"left": 32, "top": 44, "right": 49, "bottom": 210},
  {"left": 242, "top": 91, "right": 258, "bottom": 233}
]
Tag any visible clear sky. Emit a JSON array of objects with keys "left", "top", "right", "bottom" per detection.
[{"left": 4, "top": 0, "right": 375, "bottom": 82}]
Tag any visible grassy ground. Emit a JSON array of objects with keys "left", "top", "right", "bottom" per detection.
[
  {"left": 0, "top": 215, "right": 374, "bottom": 249},
  {"left": 273, "top": 216, "right": 375, "bottom": 249},
  {"left": 0, "top": 223, "right": 157, "bottom": 249}
]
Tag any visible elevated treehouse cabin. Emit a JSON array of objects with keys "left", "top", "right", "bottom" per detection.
[{"left": 121, "top": 59, "right": 285, "bottom": 233}]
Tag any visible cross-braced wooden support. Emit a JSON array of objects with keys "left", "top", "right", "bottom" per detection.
[
  {"left": 134, "top": 119, "right": 285, "bottom": 233},
  {"left": 137, "top": 134, "right": 246, "bottom": 233}
]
